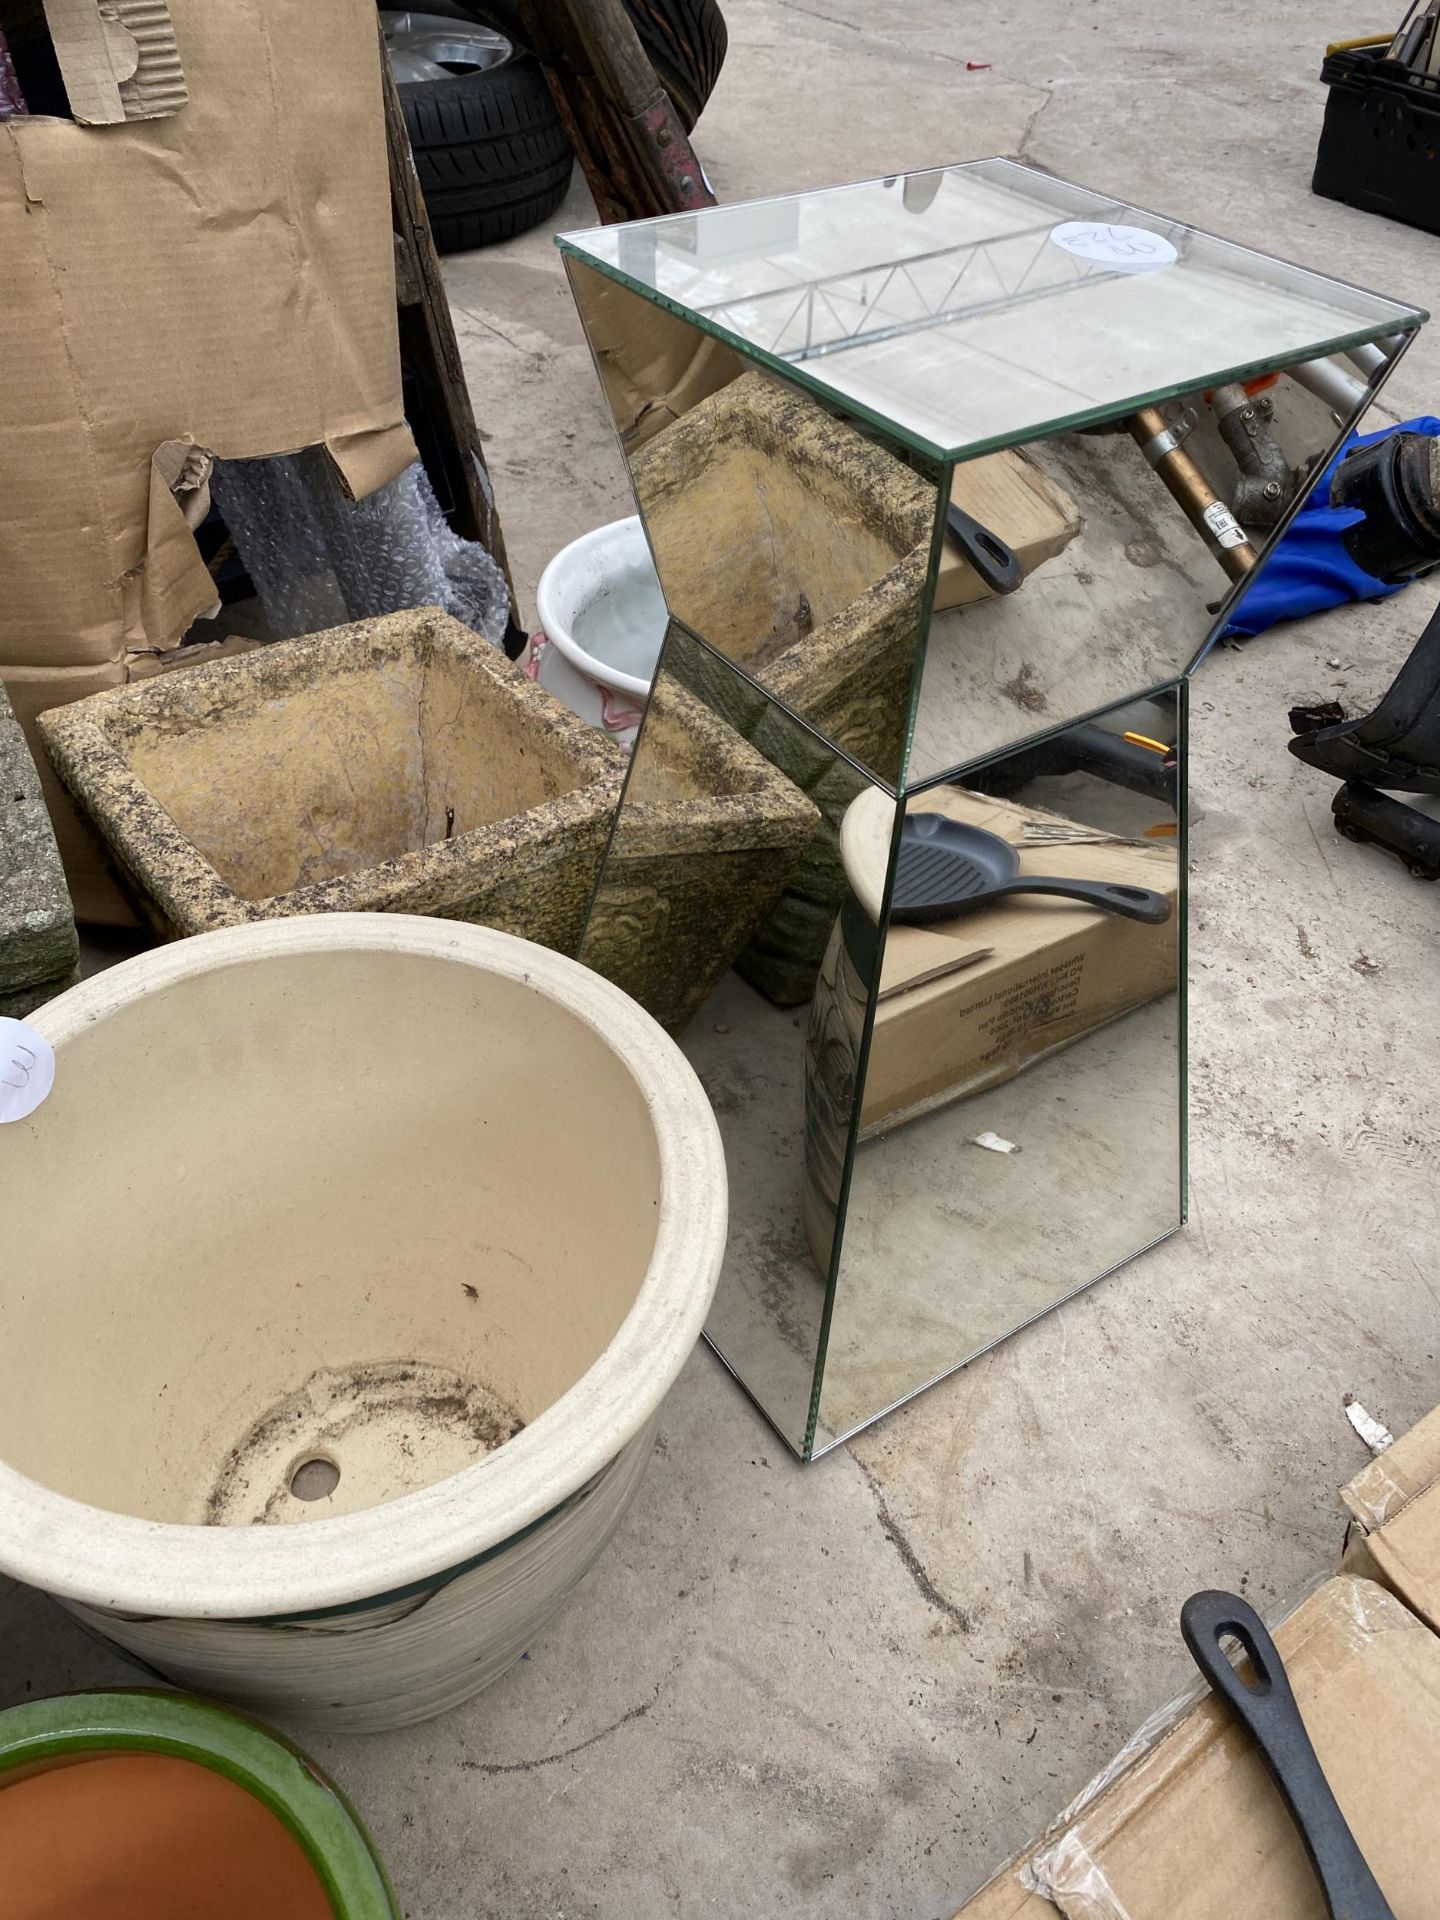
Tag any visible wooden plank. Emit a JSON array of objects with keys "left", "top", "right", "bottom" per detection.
[
  {"left": 381, "top": 31, "right": 520, "bottom": 637},
  {"left": 936, "top": 449, "right": 1083, "bottom": 610},
  {"left": 517, "top": 0, "right": 715, "bottom": 223}
]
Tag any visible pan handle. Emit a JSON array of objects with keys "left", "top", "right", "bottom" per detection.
[
  {"left": 988, "top": 876, "right": 1172, "bottom": 924},
  {"left": 945, "top": 502, "right": 1025, "bottom": 595},
  {"left": 1180, "top": 1591, "right": 1397, "bottom": 1920}
]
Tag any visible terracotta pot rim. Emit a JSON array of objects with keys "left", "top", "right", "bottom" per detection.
[
  {"left": 0, "top": 914, "right": 726, "bottom": 1620},
  {"left": 0, "top": 1688, "right": 398, "bottom": 1915}
]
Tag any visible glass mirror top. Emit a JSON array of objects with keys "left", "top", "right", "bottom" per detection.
[{"left": 559, "top": 159, "right": 1424, "bottom": 461}]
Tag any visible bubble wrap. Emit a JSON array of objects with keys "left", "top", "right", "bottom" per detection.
[{"left": 210, "top": 448, "right": 510, "bottom": 645}]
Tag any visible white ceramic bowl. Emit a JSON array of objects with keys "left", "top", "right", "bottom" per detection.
[
  {"left": 535, "top": 515, "right": 668, "bottom": 704},
  {"left": 0, "top": 915, "right": 726, "bottom": 1730}
]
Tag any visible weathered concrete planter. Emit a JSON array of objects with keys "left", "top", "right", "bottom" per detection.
[
  {"left": 0, "top": 679, "right": 78, "bottom": 1017},
  {"left": 580, "top": 674, "right": 821, "bottom": 1030},
  {"left": 0, "top": 915, "right": 726, "bottom": 1731},
  {"left": 38, "top": 611, "right": 626, "bottom": 953},
  {"left": 630, "top": 372, "right": 935, "bottom": 783}
]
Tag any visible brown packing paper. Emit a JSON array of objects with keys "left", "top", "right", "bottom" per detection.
[
  {"left": 1342, "top": 1405, "right": 1440, "bottom": 1633},
  {"left": 1027, "top": 1576, "right": 1440, "bottom": 1920},
  {"left": 1, "top": 0, "right": 416, "bottom": 915},
  {"left": 0, "top": 0, "right": 414, "bottom": 673}
]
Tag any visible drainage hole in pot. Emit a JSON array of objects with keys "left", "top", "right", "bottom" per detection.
[{"left": 289, "top": 1456, "right": 340, "bottom": 1502}]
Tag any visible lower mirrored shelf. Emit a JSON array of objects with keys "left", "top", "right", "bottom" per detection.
[{"left": 579, "top": 625, "right": 1186, "bottom": 1459}]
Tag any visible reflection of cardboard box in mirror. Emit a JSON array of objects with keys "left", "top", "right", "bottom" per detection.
[
  {"left": 579, "top": 675, "right": 821, "bottom": 1032},
  {"left": 564, "top": 260, "right": 747, "bottom": 455},
  {"left": 630, "top": 371, "right": 932, "bottom": 783},
  {"left": 1342, "top": 1404, "right": 1440, "bottom": 1633},
  {"left": 1027, "top": 1577, "right": 1440, "bottom": 1920},
  {"left": 842, "top": 786, "right": 1179, "bottom": 1133}
]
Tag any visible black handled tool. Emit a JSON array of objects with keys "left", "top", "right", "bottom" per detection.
[
  {"left": 1180, "top": 1590, "right": 1398, "bottom": 1920},
  {"left": 892, "top": 814, "right": 1172, "bottom": 925},
  {"left": 945, "top": 502, "right": 1025, "bottom": 595}
]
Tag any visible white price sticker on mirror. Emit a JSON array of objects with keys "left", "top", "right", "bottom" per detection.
[
  {"left": 0, "top": 1019, "right": 55, "bottom": 1124},
  {"left": 1049, "top": 222, "right": 1178, "bottom": 273}
]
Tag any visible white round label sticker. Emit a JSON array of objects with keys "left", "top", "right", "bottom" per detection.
[
  {"left": 1049, "top": 221, "right": 1178, "bottom": 273},
  {"left": 0, "top": 1019, "right": 55, "bottom": 1124}
]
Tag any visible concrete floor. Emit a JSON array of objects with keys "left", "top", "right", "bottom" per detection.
[{"left": 5, "top": 4, "right": 1440, "bottom": 1915}]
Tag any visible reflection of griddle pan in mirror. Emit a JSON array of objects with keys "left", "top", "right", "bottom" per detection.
[{"left": 894, "top": 814, "right": 1172, "bottom": 925}]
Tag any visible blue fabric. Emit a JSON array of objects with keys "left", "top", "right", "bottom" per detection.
[{"left": 1222, "top": 415, "right": 1440, "bottom": 638}]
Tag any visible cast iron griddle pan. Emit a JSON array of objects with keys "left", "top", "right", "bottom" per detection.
[
  {"left": 1181, "top": 1589, "right": 1397, "bottom": 1920},
  {"left": 892, "top": 813, "right": 1172, "bottom": 926}
]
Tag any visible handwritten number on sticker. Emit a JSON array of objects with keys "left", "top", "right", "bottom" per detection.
[
  {"left": 1049, "top": 220, "right": 1178, "bottom": 273},
  {"left": 0, "top": 1019, "right": 56, "bottom": 1124}
]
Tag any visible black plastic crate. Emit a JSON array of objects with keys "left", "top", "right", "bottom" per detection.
[{"left": 1313, "top": 44, "right": 1440, "bottom": 237}]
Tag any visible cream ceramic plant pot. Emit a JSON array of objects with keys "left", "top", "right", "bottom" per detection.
[{"left": 0, "top": 915, "right": 725, "bottom": 1732}]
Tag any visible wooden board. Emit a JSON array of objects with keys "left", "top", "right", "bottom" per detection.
[{"left": 935, "top": 448, "right": 1083, "bottom": 611}]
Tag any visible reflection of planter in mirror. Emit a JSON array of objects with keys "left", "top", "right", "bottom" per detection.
[
  {"left": 802, "top": 893, "right": 879, "bottom": 1277},
  {"left": 581, "top": 674, "right": 820, "bottom": 1031},
  {"left": 629, "top": 372, "right": 934, "bottom": 783},
  {"left": 0, "top": 916, "right": 726, "bottom": 1730},
  {"left": 0, "top": 1691, "right": 399, "bottom": 1919},
  {"left": 677, "top": 639, "right": 872, "bottom": 1006},
  {"left": 39, "top": 611, "right": 625, "bottom": 953}
]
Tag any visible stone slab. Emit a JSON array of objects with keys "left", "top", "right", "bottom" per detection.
[{"left": 0, "top": 679, "right": 79, "bottom": 996}]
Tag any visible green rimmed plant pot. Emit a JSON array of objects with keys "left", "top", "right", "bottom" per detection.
[{"left": 0, "top": 1689, "right": 399, "bottom": 1918}]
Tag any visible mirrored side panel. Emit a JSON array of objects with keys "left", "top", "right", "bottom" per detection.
[
  {"left": 906, "top": 350, "right": 1401, "bottom": 782},
  {"left": 578, "top": 623, "right": 899, "bottom": 1455},
  {"left": 565, "top": 258, "right": 945, "bottom": 789},
  {"left": 813, "top": 686, "right": 1185, "bottom": 1448}
]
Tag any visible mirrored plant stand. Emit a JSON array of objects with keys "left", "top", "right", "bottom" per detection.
[{"left": 558, "top": 159, "right": 1423, "bottom": 1458}]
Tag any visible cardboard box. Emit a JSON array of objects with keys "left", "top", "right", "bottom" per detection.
[
  {"left": 35, "top": 0, "right": 188, "bottom": 125},
  {"left": 1, "top": 0, "right": 414, "bottom": 917},
  {"left": 1026, "top": 1576, "right": 1440, "bottom": 1919},
  {"left": 1342, "top": 1405, "right": 1440, "bottom": 1633},
  {"left": 950, "top": 1850, "right": 1059, "bottom": 1918},
  {"left": 840, "top": 786, "right": 1179, "bottom": 1133}
]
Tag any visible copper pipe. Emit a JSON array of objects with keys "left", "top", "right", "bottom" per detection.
[{"left": 1129, "top": 406, "right": 1258, "bottom": 582}]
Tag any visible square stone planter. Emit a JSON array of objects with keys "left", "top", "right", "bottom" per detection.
[
  {"left": 39, "top": 611, "right": 626, "bottom": 952},
  {"left": 629, "top": 372, "right": 935, "bottom": 784},
  {"left": 0, "top": 680, "right": 79, "bottom": 1019},
  {"left": 579, "top": 674, "right": 820, "bottom": 1031}
]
